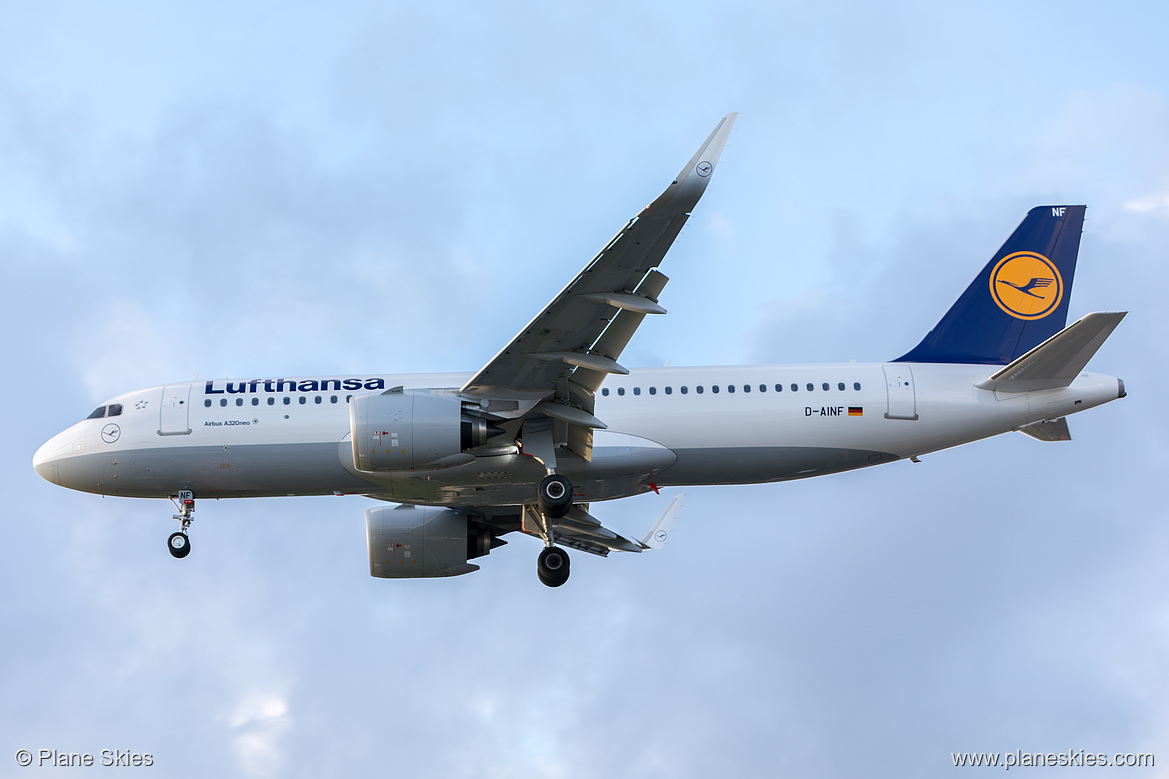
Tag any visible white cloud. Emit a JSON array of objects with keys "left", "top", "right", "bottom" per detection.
[
  {"left": 1123, "top": 193, "right": 1169, "bottom": 216},
  {"left": 228, "top": 692, "right": 291, "bottom": 779},
  {"left": 70, "top": 302, "right": 187, "bottom": 402}
]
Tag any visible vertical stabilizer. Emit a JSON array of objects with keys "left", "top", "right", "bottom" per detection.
[{"left": 896, "top": 205, "right": 1085, "bottom": 365}]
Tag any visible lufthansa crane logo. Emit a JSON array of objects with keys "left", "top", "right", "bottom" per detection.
[{"left": 989, "top": 251, "right": 1063, "bottom": 320}]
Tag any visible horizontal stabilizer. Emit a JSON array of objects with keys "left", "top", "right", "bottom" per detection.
[
  {"left": 975, "top": 311, "right": 1126, "bottom": 393},
  {"left": 1018, "top": 418, "right": 1072, "bottom": 441}
]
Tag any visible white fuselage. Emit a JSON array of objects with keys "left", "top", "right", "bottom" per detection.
[{"left": 32, "top": 362, "right": 1123, "bottom": 506}]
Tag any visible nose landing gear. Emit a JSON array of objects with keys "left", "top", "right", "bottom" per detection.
[
  {"left": 168, "top": 531, "right": 191, "bottom": 558},
  {"left": 167, "top": 490, "right": 194, "bottom": 559}
]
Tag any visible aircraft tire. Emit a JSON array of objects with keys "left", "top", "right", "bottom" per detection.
[
  {"left": 168, "top": 532, "right": 191, "bottom": 559},
  {"left": 537, "top": 546, "right": 570, "bottom": 587},
  {"left": 537, "top": 474, "right": 573, "bottom": 518}
]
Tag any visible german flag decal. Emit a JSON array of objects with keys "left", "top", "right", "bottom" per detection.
[{"left": 848, "top": 407, "right": 863, "bottom": 417}]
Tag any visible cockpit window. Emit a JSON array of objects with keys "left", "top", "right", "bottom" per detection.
[
  {"left": 107, "top": 404, "right": 123, "bottom": 417},
  {"left": 87, "top": 406, "right": 107, "bottom": 420}
]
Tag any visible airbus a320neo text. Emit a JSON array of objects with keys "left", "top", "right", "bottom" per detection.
[{"left": 34, "top": 114, "right": 1126, "bottom": 587}]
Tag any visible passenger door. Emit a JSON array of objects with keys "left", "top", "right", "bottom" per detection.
[
  {"left": 882, "top": 365, "right": 918, "bottom": 420},
  {"left": 159, "top": 384, "right": 192, "bottom": 435}
]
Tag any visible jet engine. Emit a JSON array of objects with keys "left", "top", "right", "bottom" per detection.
[
  {"left": 365, "top": 504, "right": 499, "bottom": 579},
  {"left": 350, "top": 390, "right": 500, "bottom": 471}
]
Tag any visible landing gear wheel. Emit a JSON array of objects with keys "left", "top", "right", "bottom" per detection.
[
  {"left": 537, "top": 474, "right": 573, "bottom": 518},
  {"left": 537, "top": 546, "right": 570, "bottom": 588},
  {"left": 168, "top": 532, "right": 191, "bottom": 559}
]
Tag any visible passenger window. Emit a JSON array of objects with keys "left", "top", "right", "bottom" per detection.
[
  {"left": 681, "top": 386, "right": 688, "bottom": 394},
  {"left": 726, "top": 385, "right": 734, "bottom": 394},
  {"left": 633, "top": 387, "right": 641, "bottom": 396},
  {"left": 791, "top": 383, "right": 798, "bottom": 392},
  {"left": 331, "top": 396, "right": 338, "bottom": 404},
  {"left": 854, "top": 382, "right": 862, "bottom": 391},
  {"left": 268, "top": 397, "right": 275, "bottom": 406},
  {"left": 220, "top": 399, "right": 228, "bottom": 407},
  {"left": 649, "top": 387, "right": 656, "bottom": 395},
  {"left": 602, "top": 388, "right": 610, "bottom": 396},
  {"left": 665, "top": 386, "right": 672, "bottom": 395},
  {"left": 618, "top": 387, "right": 625, "bottom": 396},
  {"left": 775, "top": 384, "right": 783, "bottom": 392},
  {"left": 283, "top": 397, "right": 291, "bottom": 405},
  {"left": 697, "top": 386, "right": 704, "bottom": 394},
  {"left": 346, "top": 395, "right": 353, "bottom": 403},
  {"left": 743, "top": 384, "right": 750, "bottom": 393},
  {"left": 87, "top": 406, "right": 106, "bottom": 420},
  {"left": 204, "top": 399, "right": 212, "bottom": 408},
  {"left": 299, "top": 396, "right": 307, "bottom": 405},
  {"left": 822, "top": 382, "right": 829, "bottom": 391},
  {"left": 236, "top": 398, "right": 244, "bottom": 406},
  {"left": 712, "top": 385, "right": 720, "bottom": 394},
  {"left": 315, "top": 396, "right": 322, "bottom": 404},
  {"left": 807, "top": 383, "right": 814, "bottom": 392},
  {"left": 838, "top": 382, "right": 845, "bottom": 391},
  {"left": 759, "top": 384, "right": 766, "bottom": 392},
  {"left": 252, "top": 397, "right": 259, "bottom": 406}
]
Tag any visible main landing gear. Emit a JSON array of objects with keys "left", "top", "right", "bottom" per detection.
[
  {"left": 537, "top": 546, "right": 570, "bottom": 588},
  {"left": 167, "top": 490, "right": 194, "bottom": 559},
  {"left": 522, "top": 420, "right": 574, "bottom": 586},
  {"left": 534, "top": 474, "right": 572, "bottom": 587},
  {"left": 537, "top": 473, "right": 572, "bottom": 518}
]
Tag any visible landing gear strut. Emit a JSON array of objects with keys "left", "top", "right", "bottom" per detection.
[{"left": 167, "top": 490, "right": 194, "bottom": 559}]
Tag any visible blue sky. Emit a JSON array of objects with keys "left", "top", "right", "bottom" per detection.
[{"left": 4, "top": 1, "right": 1167, "bottom": 776}]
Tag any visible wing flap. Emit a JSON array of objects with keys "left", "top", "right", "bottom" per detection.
[{"left": 551, "top": 505, "right": 643, "bottom": 554}]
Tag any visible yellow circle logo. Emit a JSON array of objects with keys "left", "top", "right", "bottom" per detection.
[{"left": 989, "top": 251, "right": 1063, "bottom": 320}]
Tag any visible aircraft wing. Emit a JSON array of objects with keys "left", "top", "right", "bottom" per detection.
[
  {"left": 518, "top": 495, "right": 685, "bottom": 557},
  {"left": 461, "top": 113, "right": 737, "bottom": 401}
]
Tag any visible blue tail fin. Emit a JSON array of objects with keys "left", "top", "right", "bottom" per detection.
[{"left": 896, "top": 205, "right": 1085, "bottom": 365}]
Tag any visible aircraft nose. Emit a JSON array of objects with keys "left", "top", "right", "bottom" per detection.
[{"left": 33, "top": 436, "right": 64, "bottom": 485}]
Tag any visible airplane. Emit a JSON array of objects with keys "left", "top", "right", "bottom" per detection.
[{"left": 32, "top": 113, "right": 1127, "bottom": 587}]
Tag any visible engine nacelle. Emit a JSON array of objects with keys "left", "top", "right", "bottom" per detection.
[
  {"left": 366, "top": 505, "right": 493, "bottom": 579},
  {"left": 350, "top": 390, "right": 496, "bottom": 471}
]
